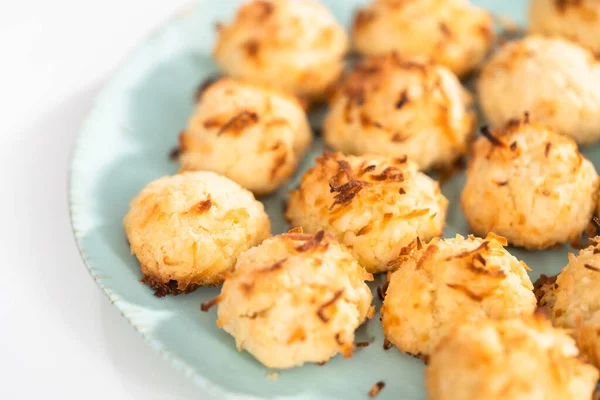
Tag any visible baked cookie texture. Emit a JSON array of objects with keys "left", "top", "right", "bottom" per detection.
[
  {"left": 123, "top": 171, "right": 271, "bottom": 296},
  {"left": 213, "top": 0, "right": 348, "bottom": 103},
  {"left": 381, "top": 234, "right": 536, "bottom": 358},
  {"left": 179, "top": 78, "right": 312, "bottom": 195},
  {"left": 323, "top": 54, "right": 476, "bottom": 171},
  {"left": 530, "top": 0, "right": 600, "bottom": 54},
  {"left": 285, "top": 152, "right": 448, "bottom": 274},
  {"left": 425, "top": 315, "right": 599, "bottom": 400},
  {"left": 461, "top": 117, "right": 599, "bottom": 249},
  {"left": 535, "top": 240, "right": 600, "bottom": 369},
  {"left": 216, "top": 230, "right": 373, "bottom": 369},
  {"left": 351, "top": 0, "right": 494, "bottom": 77},
  {"left": 477, "top": 35, "right": 600, "bottom": 144}
]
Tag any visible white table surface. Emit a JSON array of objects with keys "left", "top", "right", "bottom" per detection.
[{"left": 0, "top": 1, "right": 211, "bottom": 398}]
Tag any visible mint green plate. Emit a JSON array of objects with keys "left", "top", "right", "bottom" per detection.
[{"left": 69, "top": 1, "right": 600, "bottom": 398}]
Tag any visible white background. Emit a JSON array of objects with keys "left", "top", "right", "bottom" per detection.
[{"left": 0, "top": 1, "right": 212, "bottom": 398}]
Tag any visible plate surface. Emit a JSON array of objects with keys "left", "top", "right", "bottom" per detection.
[{"left": 69, "top": 1, "right": 600, "bottom": 399}]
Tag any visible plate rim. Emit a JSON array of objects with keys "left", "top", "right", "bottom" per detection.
[{"left": 67, "top": 1, "right": 534, "bottom": 399}]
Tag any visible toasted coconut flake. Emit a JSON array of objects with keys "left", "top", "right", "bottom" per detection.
[
  {"left": 259, "top": 258, "right": 288, "bottom": 273},
  {"left": 446, "top": 283, "right": 484, "bottom": 301},
  {"left": 395, "top": 90, "right": 410, "bottom": 109},
  {"left": 336, "top": 159, "right": 356, "bottom": 181},
  {"left": 191, "top": 195, "right": 212, "bottom": 214},
  {"left": 473, "top": 253, "right": 487, "bottom": 266},
  {"left": 506, "top": 118, "right": 521, "bottom": 130},
  {"left": 394, "top": 155, "right": 408, "bottom": 164},
  {"left": 201, "top": 295, "right": 221, "bottom": 312},
  {"left": 284, "top": 232, "right": 314, "bottom": 241},
  {"left": 480, "top": 126, "right": 504, "bottom": 147},
  {"left": 584, "top": 263, "right": 600, "bottom": 272},
  {"left": 288, "top": 226, "right": 303, "bottom": 234},
  {"left": 295, "top": 230, "right": 326, "bottom": 252},
  {"left": 217, "top": 111, "right": 259, "bottom": 136},
  {"left": 368, "top": 381, "right": 385, "bottom": 398},
  {"left": 520, "top": 260, "right": 532, "bottom": 271},
  {"left": 329, "top": 180, "right": 369, "bottom": 209},
  {"left": 545, "top": 142, "right": 552, "bottom": 157},
  {"left": 387, "top": 240, "right": 421, "bottom": 269},
  {"left": 416, "top": 245, "right": 439, "bottom": 270},
  {"left": 447, "top": 241, "right": 490, "bottom": 260},
  {"left": 357, "top": 224, "right": 373, "bottom": 236},
  {"left": 371, "top": 166, "right": 404, "bottom": 182},
  {"left": 467, "top": 262, "right": 506, "bottom": 279},
  {"left": 361, "top": 164, "right": 377, "bottom": 175},
  {"left": 398, "top": 208, "right": 430, "bottom": 219},
  {"left": 317, "top": 289, "right": 345, "bottom": 322},
  {"left": 486, "top": 233, "right": 508, "bottom": 246},
  {"left": 203, "top": 117, "right": 224, "bottom": 129},
  {"left": 243, "top": 39, "right": 260, "bottom": 58},
  {"left": 416, "top": 237, "right": 423, "bottom": 250}
]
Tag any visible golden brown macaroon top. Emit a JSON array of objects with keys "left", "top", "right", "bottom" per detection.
[
  {"left": 381, "top": 233, "right": 536, "bottom": 357},
  {"left": 426, "top": 313, "right": 599, "bottom": 400},
  {"left": 215, "top": 0, "right": 344, "bottom": 60},
  {"left": 479, "top": 35, "right": 599, "bottom": 75},
  {"left": 332, "top": 53, "right": 474, "bottom": 145},
  {"left": 295, "top": 151, "right": 416, "bottom": 219},
  {"left": 351, "top": 0, "right": 494, "bottom": 77},
  {"left": 473, "top": 114, "right": 584, "bottom": 169},
  {"left": 554, "top": 0, "right": 589, "bottom": 13},
  {"left": 213, "top": 228, "right": 374, "bottom": 368},
  {"left": 181, "top": 78, "right": 305, "bottom": 145},
  {"left": 353, "top": 0, "right": 494, "bottom": 41},
  {"left": 217, "top": 229, "right": 373, "bottom": 305},
  {"left": 385, "top": 232, "right": 530, "bottom": 291}
]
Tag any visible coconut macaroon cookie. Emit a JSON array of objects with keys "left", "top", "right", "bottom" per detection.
[
  {"left": 351, "top": 0, "right": 495, "bottom": 77},
  {"left": 530, "top": 0, "right": 600, "bottom": 54},
  {"left": 478, "top": 35, "right": 600, "bottom": 144},
  {"left": 123, "top": 171, "right": 271, "bottom": 296},
  {"left": 381, "top": 234, "right": 536, "bottom": 358},
  {"left": 534, "top": 239, "right": 600, "bottom": 368},
  {"left": 215, "top": 230, "right": 373, "bottom": 369},
  {"left": 213, "top": 0, "right": 348, "bottom": 103},
  {"left": 179, "top": 79, "right": 312, "bottom": 195},
  {"left": 461, "top": 117, "right": 599, "bottom": 249},
  {"left": 285, "top": 152, "right": 448, "bottom": 274},
  {"left": 426, "top": 315, "right": 599, "bottom": 400},
  {"left": 323, "top": 54, "right": 476, "bottom": 170}
]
